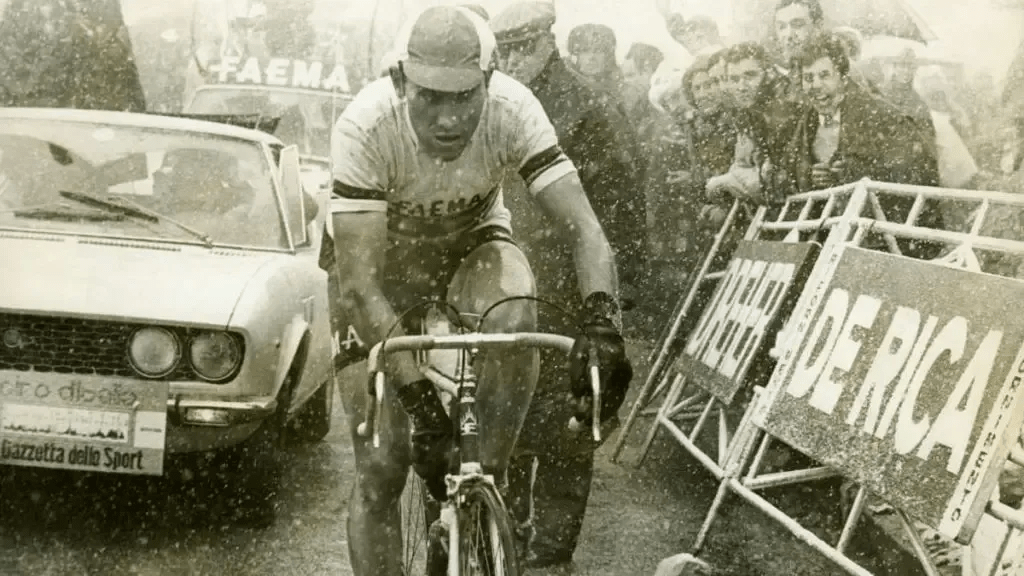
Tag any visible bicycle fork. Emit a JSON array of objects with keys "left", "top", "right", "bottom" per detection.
[{"left": 444, "top": 351, "right": 482, "bottom": 574}]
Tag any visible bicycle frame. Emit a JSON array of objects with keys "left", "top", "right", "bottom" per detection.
[{"left": 356, "top": 331, "right": 602, "bottom": 575}]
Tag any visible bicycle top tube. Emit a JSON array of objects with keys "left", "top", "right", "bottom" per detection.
[{"left": 366, "top": 332, "right": 575, "bottom": 373}]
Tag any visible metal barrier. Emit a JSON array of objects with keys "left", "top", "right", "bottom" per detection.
[
  {"left": 612, "top": 183, "right": 857, "bottom": 475},
  {"left": 621, "top": 179, "right": 1024, "bottom": 576}
]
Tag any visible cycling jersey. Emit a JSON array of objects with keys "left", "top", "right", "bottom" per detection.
[{"left": 330, "top": 72, "right": 575, "bottom": 241}]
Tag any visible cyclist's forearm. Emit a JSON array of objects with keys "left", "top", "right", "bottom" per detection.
[
  {"left": 343, "top": 286, "right": 423, "bottom": 386},
  {"left": 572, "top": 226, "right": 619, "bottom": 302}
]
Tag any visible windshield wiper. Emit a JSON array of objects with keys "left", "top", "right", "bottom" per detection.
[
  {"left": 13, "top": 206, "right": 126, "bottom": 222},
  {"left": 60, "top": 190, "right": 157, "bottom": 222},
  {"left": 59, "top": 190, "right": 213, "bottom": 247}
]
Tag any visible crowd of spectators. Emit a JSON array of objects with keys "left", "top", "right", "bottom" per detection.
[{"left": 532, "top": 0, "right": 1020, "bottom": 317}]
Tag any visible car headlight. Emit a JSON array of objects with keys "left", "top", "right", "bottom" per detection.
[
  {"left": 189, "top": 331, "right": 242, "bottom": 382},
  {"left": 128, "top": 327, "right": 181, "bottom": 378}
]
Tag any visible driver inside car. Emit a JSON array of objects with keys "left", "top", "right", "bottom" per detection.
[{"left": 152, "top": 147, "right": 255, "bottom": 218}]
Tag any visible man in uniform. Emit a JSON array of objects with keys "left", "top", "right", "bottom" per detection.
[
  {"left": 329, "top": 6, "right": 633, "bottom": 575},
  {"left": 490, "top": 2, "right": 640, "bottom": 570}
]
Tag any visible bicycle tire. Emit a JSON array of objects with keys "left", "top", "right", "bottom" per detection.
[
  {"left": 400, "top": 467, "right": 429, "bottom": 575},
  {"left": 456, "top": 481, "right": 521, "bottom": 576}
]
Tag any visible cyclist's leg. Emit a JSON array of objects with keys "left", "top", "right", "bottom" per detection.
[
  {"left": 512, "top": 345, "right": 601, "bottom": 567},
  {"left": 447, "top": 237, "right": 539, "bottom": 477},
  {"left": 529, "top": 451, "right": 595, "bottom": 564},
  {"left": 338, "top": 362, "right": 413, "bottom": 576},
  {"left": 335, "top": 237, "right": 444, "bottom": 576}
]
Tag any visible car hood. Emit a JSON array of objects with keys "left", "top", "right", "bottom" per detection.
[{"left": 0, "top": 235, "right": 280, "bottom": 327}]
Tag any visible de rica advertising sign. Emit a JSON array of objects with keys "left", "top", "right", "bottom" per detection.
[{"left": 758, "top": 245, "right": 1024, "bottom": 543}]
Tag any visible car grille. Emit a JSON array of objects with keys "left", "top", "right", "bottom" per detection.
[{"left": 0, "top": 313, "right": 193, "bottom": 379}]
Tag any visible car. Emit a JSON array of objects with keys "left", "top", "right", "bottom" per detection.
[
  {"left": 182, "top": 56, "right": 354, "bottom": 193},
  {"left": 0, "top": 107, "right": 336, "bottom": 523}
]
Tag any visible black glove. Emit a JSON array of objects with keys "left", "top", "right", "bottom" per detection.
[
  {"left": 568, "top": 292, "right": 633, "bottom": 425},
  {"left": 396, "top": 379, "right": 453, "bottom": 501}
]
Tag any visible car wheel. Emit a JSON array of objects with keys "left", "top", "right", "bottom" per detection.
[
  {"left": 212, "top": 373, "right": 293, "bottom": 528},
  {"left": 288, "top": 376, "right": 334, "bottom": 443}
]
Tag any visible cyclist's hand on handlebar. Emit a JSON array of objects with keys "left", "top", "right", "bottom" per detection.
[{"left": 568, "top": 292, "right": 633, "bottom": 425}]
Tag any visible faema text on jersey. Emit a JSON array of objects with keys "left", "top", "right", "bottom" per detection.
[{"left": 209, "top": 57, "right": 350, "bottom": 93}]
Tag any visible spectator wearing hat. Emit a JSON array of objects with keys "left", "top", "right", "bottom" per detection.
[
  {"left": 667, "top": 14, "right": 725, "bottom": 59},
  {"left": 490, "top": 1, "right": 644, "bottom": 569}
]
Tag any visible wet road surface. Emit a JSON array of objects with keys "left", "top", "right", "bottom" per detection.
[{"left": 0, "top": 341, "right": 927, "bottom": 576}]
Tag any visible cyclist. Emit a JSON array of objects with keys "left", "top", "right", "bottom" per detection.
[{"left": 329, "top": 5, "right": 633, "bottom": 575}]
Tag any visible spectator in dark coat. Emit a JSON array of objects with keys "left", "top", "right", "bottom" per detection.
[
  {"left": 561, "top": 23, "right": 648, "bottom": 302},
  {"left": 489, "top": 2, "right": 643, "bottom": 565},
  {"left": 622, "top": 42, "right": 665, "bottom": 146},
  {"left": 490, "top": 2, "right": 643, "bottom": 569},
  {"left": 779, "top": 33, "right": 943, "bottom": 256},
  {"left": 566, "top": 23, "right": 624, "bottom": 99},
  {"left": 779, "top": 34, "right": 939, "bottom": 192}
]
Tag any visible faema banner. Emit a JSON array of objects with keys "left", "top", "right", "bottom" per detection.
[
  {"left": 0, "top": 372, "right": 167, "bottom": 476},
  {"left": 208, "top": 56, "right": 351, "bottom": 93},
  {"left": 680, "top": 240, "right": 820, "bottom": 404},
  {"left": 759, "top": 246, "right": 1024, "bottom": 543}
]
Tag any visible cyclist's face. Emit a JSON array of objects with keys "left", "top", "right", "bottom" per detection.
[{"left": 406, "top": 80, "right": 486, "bottom": 162}]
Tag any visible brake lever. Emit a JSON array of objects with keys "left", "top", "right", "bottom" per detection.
[
  {"left": 567, "top": 345, "right": 601, "bottom": 442},
  {"left": 355, "top": 371, "right": 385, "bottom": 448}
]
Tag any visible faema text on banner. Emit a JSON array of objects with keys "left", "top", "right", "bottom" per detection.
[
  {"left": 681, "top": 240, "right": 820, "bottom": 404},
  {"left": 0, "top": 371, "right": 167, "bottom": 476},
  {"left": 209, "top": 56, "right": 350, "bottom": 93},
  {"left": 760, "top": 246, "right": 1024, "bottom": 544}
]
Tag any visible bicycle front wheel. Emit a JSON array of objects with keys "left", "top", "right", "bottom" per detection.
[
  {"left": 456, "top": 482, "right": 520, "bottom": 576},
  {"left": 401, "top": 467, "right": 442, "bottom": 576}
]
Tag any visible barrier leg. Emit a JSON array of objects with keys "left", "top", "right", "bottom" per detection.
[
  {"left": 613, "top": 352, "right": 677, "bottom": 462},
  {"left": 836, "top": 485, "right": 868, "bottom": 554},
  {"left": 614, "top": 200, "right": 741, "bottom": 462},
  {"left": 717, "top": 406, "right": 729, "bottom": 466},
  {"left": 897, "top": 509, "right": 943, "bottom": 576},
  {"left": 729, "top": 478, "right": 876, "bottom": 576},
  {"left": 636, "top": 373, "right": 686, "bottom": 467},
  {"left": 691, "top": 391, "right": 767, "bottom": 553}
]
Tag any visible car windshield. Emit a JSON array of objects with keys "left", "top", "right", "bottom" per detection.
[
  {"left": 186, "top": 86, "right": 350, "bottom": 159},
  {"left": 0, "top": 117, "right": 286, "bottom": 249}
]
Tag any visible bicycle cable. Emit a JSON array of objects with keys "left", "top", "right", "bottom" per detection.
[
  {"left": 478, "top": 295, "right": 582, "bottom": 333},
  {"left": 380, "top": 298, "right": 470, "bottom": 376}
]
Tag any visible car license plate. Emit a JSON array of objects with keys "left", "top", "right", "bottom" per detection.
[{"left": 0, "top": 371, "right": 167, "bottom": 476}]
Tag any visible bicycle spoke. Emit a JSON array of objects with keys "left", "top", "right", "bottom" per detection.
[{"left": 400, "top": 469, "right": 429, "bottom": 575}]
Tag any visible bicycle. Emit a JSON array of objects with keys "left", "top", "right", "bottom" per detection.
[{"left": 356, "top": 300, "right": 602, "bottom": 576}]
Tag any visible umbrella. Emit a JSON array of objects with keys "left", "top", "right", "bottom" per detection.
[
  {"left": 732, "top": 0, "right": 936, "bottom": 45},
  {"left": 860, "top": 34, "right": 958, "bottom": 66}
]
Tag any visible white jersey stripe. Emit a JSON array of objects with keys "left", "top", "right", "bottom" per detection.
[{"left": 330, "top": 198, "right": 388, "bottom": 213}]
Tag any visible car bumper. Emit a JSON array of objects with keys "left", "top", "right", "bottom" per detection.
[{"left": 165, "top": 395, "right": 278, "bottom": 454}]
